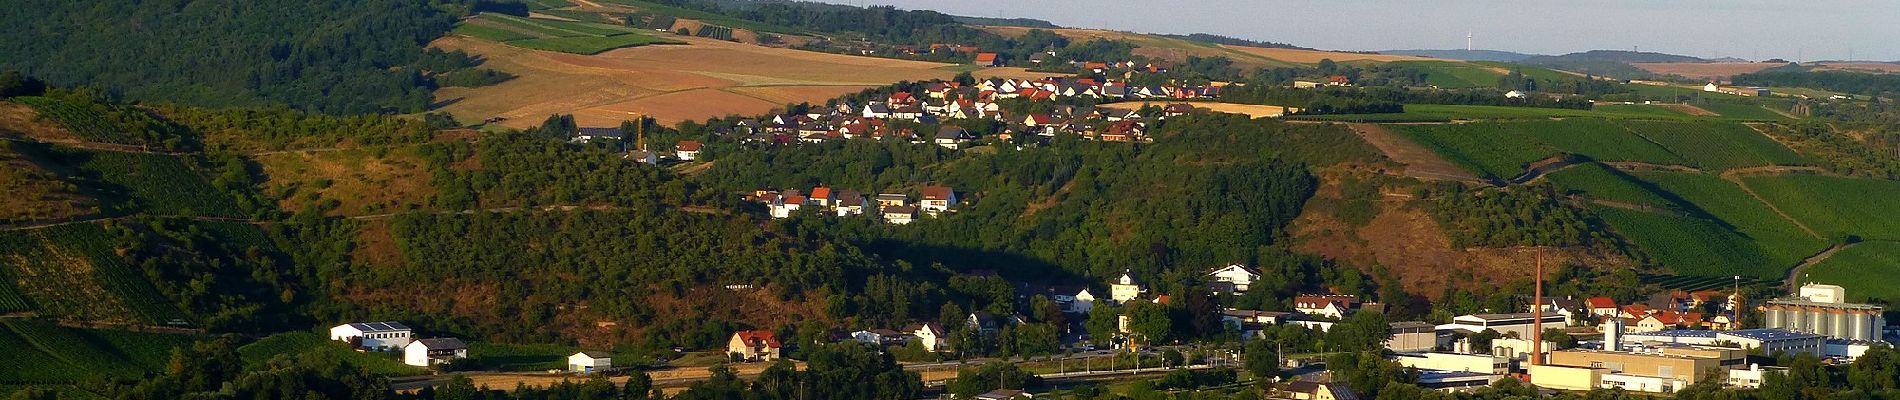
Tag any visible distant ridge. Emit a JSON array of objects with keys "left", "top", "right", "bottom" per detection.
[
  {"left": 1379, "top": 49, "right": 1540, "bottom": 62},
  {"left": 952, "top": 15, "right": 1059, "bottom": 28},
  {"left": 1524, "top": 50, "right": 1708, "bottom": 64}
]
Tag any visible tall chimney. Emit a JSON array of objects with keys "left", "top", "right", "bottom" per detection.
[{"left": 1531, "top": 248, "right": 1544, "bottom": 365}]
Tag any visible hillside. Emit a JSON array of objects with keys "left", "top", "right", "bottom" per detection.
[{"left": 1378, "top": 49, "right": 1540, "bottom": 62}]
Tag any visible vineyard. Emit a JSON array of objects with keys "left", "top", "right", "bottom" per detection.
[
  {"left": 0, "top": 319, "right": 201, "bottom": 384},
  {"left": 1641, "top": 274, "right": 1776, "bottom": 292},
  {"left": 1617, "top": 121, "right": 1808, "bottom": 170},
  {"left": 1389, "top": 123, "right": 1553, "bottom": 179},
  {"left": 1632, "top": 172, "right": 1826, "bottom": 264},
  {"left": 0, "top": 266, "right": 31, "bottom": 314},
  {"left": 46, "top": 148, "right": 242, "bottom": 217},
  {"left": 0, "top": 224, "right": 191, "bottom": 325},
  {"left": 239, "top": 332, "right": 422, "bottom": 376},
  {"left": 12, "top": 95, "right": 188, "bottom": 150},
  {"left": 1546, "top": 163, "right": 1675, "bottom": 208},
  {"left": 469, "top": 341, "right": 588, "bottom": 371},
  {"left": 1741, "top": 174, "right": 1900, "bottom": 242},
  {"left": 1593, "top": 206, "right": 1785, "bottom": 279},
  {"left": 1693, "top": 101, "right": 1791, "bottom": 121},
  {"left": 1805, "top": 241, "right": 1900, "bottom": 305},
  {"left": 695, "top": 25, "right": 735, "bottom": 41},
  {"left": 1519, "top": 119, "right": 1684, "bottom": 165}
]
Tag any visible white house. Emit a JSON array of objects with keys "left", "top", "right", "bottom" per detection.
[
  {"left": 1206, "top": 264, "right": 1262, "bottom": 293},
  {"left": 1505, "top": 90, "right": 1527, "bottom": 99},
  {"left": 676, "top": 140, "right": 703, "bottom": 161},
  {"left": 920, "top": 186, "right": 956, "bottom": 215},
  {"left": 1703, "top": 82, "right": 1721, "bottom": 92},
  {"left": 728, "top": 330, "right": 782, "bottom": 361},
  {"left": 904, "top": 322, "right": 947, "bottom": 351},
  {"left": 881, "top": 206, "right": 917, "bottom": 225},
  {"left": 1053, "top": 287, "right": 1097, "bottom": 314},
  {"left": 568, "top": 351, "right": 612, "bottom": 374},
  {"left": 404, "top": 338, "right": 468, "bottom": 367},
  {"left": 1110, "top": 271, "right": 1144, "bottom": 303},
  {"left": 329, "top": 322, "right": 412, "bottom": 351}
]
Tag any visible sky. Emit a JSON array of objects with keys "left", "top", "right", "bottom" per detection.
[{"left": 824, "top": 0, "right": 1900, "bottom": 61}]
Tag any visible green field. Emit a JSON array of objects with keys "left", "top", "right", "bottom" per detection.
[
  {"left": 1594, "top": 206, "right": 1785, "bottom": 279},
  {"left": 455, "top": 13, "right": 681, "bottom": 55},
  {"left": 1519, "top": 119, "right": 1683, "bottom": 165},
  {"left": 17, "top": 146, "right": 244, "bottom": 217},
  {"left": 239, "top": 332, "right": 422, "bottom": 376},
  {"left": 11, "top": 96, "right": 177, "bottom": 148},
  {"left": 1592, "top": 104, "right": 1691, "bottom": 119},
  {"left": 1616, "top": 121, "right": 1807, "bottom": 170},
  {"left": 0, "top": 319, "right": 202, "bottom": 384},
  {"left": 469, "top": 342, "right": 584, "bottom": 371},
  {"left": 1545, "top": 163, "right": 1673, "bottom": 207},
  {"left": 1642, "top": 274, "right": 1776, "bottom": 292},
  {"left": 1742, "top": 174, "right": 1900, "bottom": 242},
  {"left": 1805, "top": 241, "right": 1900, "bottom": 304},
  {"left": 0, "top": 224, "right": 190, "bottom": 325}
]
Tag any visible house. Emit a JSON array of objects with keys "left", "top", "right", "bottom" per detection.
[
  {"left": 807, "top": 186, "right": 834, "bottom": 207},
  {"left": 1326, "top": 75, "right": 1353, "bottom": 86},
  {"left": 1505, "top": 90, "right": 1527, "bottom": 99},
  {"left": 330, "top": 321, "right": 413, "bottom": 351},
  {"left": 881, "top": 206, "right": 917, "bottom": 225},
  {"left": 1055, "top": 286, "right": 1097, "bottom": 313},
  {"left": 1587, "top": 297, "right": 1619, "bottom": 317},
  {"left": 676, "top": 140, "right": 703, "bottom": 160},
  {"left": 934, "top": 126, "right": 972, "bottom": 150},
  {"left": 1703, "top": 82, "right": 1721, "bottom": 92},
  {"left": 728, "top": 330, "right": 783, "bottom": 361},
  {"left": 1529, "top": 296, "right": 1585, "bottom": 325},
  {"left": 1271, "top": 380, "right": 1361, "bottom": 400},
  {"left": 875, "top": 193, "right": 909, "bottom": 208},
  {"left": 1293, "top": 80, "right": 1322, "bottom": 89},
  {"left": 974, "top": 52, "right": 1000, "bottom": 67},
  {"left": 624, "top": 149, "right": 658, "bottom": 164},
  {"left": 904, "top": 322, "right": 947, "bottom": 351},
  {"left": 974, "top": 389, "right": 1031, "bottom": 400},
  {"left": 403, "top": 338, "right": 468, "bottom": 367},
  {"left": 1293, "top": 295, "right": 1361, "bottom": 319},
  {"left": 967, "top": 311, "right": 1001, "bottom": 333},
  {"left": 834, "top": 190, "right": 868, "bottom": 216},
  {"left": 920, "top": 186, "right": 956, "bottom": 215},
  {"left": 574, "top": 127, "right": 623, "bottom": 143},
  {"left": 1110, "top": 270, "right": 1144, "bottom": 303},
  {"left": 568, "top": 351, "right": 612, "bottom": 374},
  {"left": 1207, "top": 264, "right": 1262, "bottom": 293},
  {"left": 1162, "top": 103, "right": 1194, "bottom": 117}
]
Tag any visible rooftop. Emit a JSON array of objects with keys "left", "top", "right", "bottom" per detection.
[
  {"left": 345, "top": 321, "right": 410, "bottom": 332},
  {"left": 1721, "top": 329, "right": 1824, "bottom": 341},
  {"left": 1766, "top": 298, "right": 1883, "bottom": 310}
]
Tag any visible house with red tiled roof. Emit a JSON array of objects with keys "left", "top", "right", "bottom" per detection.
[
  {"left": 973, "top": 52, "right": 1000, "bottom": 67},
  {"left": 676, "top": 140, "right": 703, "bottom": 160},
  {"left": 920, "top": 185, "right": 956, "bottom": 215},
  {"left": 727, "top": 330, "right": 782, "bottom": 361},
  {"left": 1586, "top": 297, "right": 1619, "bottom": 317},
  {"left": 808, "top": 186, "right": 834, "bottom": 207},
  {"left": 1327, "top": 75, "right": 1353, "bottom": 86}
]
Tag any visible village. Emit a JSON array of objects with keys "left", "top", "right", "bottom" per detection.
[{"left": 326, "top": 261, "right": 1887, "bottom": 397}]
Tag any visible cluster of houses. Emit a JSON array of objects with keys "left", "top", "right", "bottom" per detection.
[
  {"left": 747, "top": 185, "right": 957, "bottom": 224},
  {"left": 328, "top": 321, "right": 617, "bottom": 374},
  {"left": 729, "top": 77, "right": 1225, "bottom": 147},
  {"left": 1703, "top": 82, "right": 1772, "bottom": 97}
]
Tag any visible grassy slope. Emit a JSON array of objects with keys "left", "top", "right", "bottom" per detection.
[
  {"left": 1632, "top": 172, "right": 1826, "bottom": 265},
  {"left": 1594, "top": 206, "right": 1783, "bottom": 278},
  {"left": 1545, "top": 163, "right": 1673, "bottom": 207},
  {"left": 0, "top": 320, "right": 203, "bottom": 384},
  {"left": 454, "top": 13, "right": 682, "bottom": 55}
]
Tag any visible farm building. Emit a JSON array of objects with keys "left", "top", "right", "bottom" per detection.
[
  {"left": 404, "top": 337, "right": 468, "bottom": 367},
  {"left": 569, "top": 351, "right": 612, "bottom": 374},
  {"left": 329, "top": 321, "right": 412, "bottom": 351}
]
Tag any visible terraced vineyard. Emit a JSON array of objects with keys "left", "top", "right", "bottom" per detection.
[
  {"left": 42, "top": 148, "right": 242, "bottom": 217},
  {"left": 1642, "top": 274, "right": 1776, "bottom": 292},
  {"left": 1632, "top": 172, "right": 1826, "bottom": 264},
  {"left": 1390, "top": 119, "right": 1683, "bottom": 180},
  {"left": 1694, "top": 101, "right": 1791, "bottom": 121},
  {"left": 1741, "top": 174, "right": 1900, "bottom": 241},
  {"left": 0, "top": 319, "right": 203, "bottom": 384},
  {"left": 1545, "top": 163, "right": 1674, "bottom": 207},
  {"left": 1616, "top": 121, "right": 1808, "bottom": 170},
  {"left": 0, "top": 224, "right": 190, "bottom": 325},
  {"left": 1519, "top": 119, "right": 1683, "bottom": 165},
  {"left": 11, "top": 96, "right": 183, "bottom": 148},
  {"left": 1593, "top": 206, "right": 1785, "bottom": 279}
]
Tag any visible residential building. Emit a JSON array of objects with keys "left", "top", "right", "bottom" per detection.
[
  {"left": 1386, "top": 321, "right": 1439, "bottom": 353},
  {"left": 1586, "top": 297, "right": 1619, "bottom": 318},
  {"left": 934, "top": 126, "right": 972, "bottom": 150},
  {"left": 329, "top": 321, "right": 413, "bottom": 351},
  {"left": 973, "top": 52, "right": 1000, "bottom": 67},
  {"left": 1436, "top": 313, "right": 1567, "bottom": 338},
  {"left": 968, "top": 312, "right": 1001, "bottom": 333},
  {"left": 1110, "top": 271, "right": 1144, "bottom": 303},
  {"left": 1207, "top": 264, "right": 1262, "bottom": 293},
  {"left": 920, "top": 186, "right": 956, "bottom": 214},
  {"left": 728, "top": 330, "right": 782, "bottom": 361},
  {"left": 904, "top": 322, "right": 947, "bottom": 351},
  {"left": 852, "top": 329, "right": 910, "bottom": 347},
  {"left": 1728, "top": 364, "right": 1787, "bottom": 389},
  {"left": 833, "top": 190, "right": 869, "bottom": 216},
  {"left": 1293, "top": 295, "right": 1360, "bottom": 319},
  {"left": 881, "top": 206, "right": 917, "bottom": 225},
  {"left": 568, "top": 351, "right": 612, "bottom": 374},
  {"left": 1763, "top": 283, "right": 1886, "bottom": 341},
  {"left": 403, "top": 338, "right": 468, "bottom": 367},
  {"left": 974, "top": 389, "right": 1030, "bottom": 400},
  {"left": 874, "top": 193, "right": 908, "bottom": 208},
  {"left": 1054, "top": 286, "right": 1096, "bottom": 314}
]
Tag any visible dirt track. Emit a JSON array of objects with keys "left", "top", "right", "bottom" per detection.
[{"left": 1344, "top": 123, "right": 1485, "bottom": 183}]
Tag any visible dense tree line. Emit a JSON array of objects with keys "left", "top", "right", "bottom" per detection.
[
  {"left": 1735, "top": 64, "right": 1900, "bottom": 97},
  {"left": 0, "top": 0, "right": 506, "bottom": 114},
  {"left": 1419, "top": 183, "right": 1615, "bottom": 249}
]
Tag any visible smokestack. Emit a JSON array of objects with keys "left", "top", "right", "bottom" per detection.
[{"left": 1531, "top": 248, "right": 1544, "bottom": 365}]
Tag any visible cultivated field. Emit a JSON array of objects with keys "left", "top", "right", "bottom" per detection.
[
  {"left": 1100, "top": 101, "right": 1295, "bottom": 118},
  {"left": 1217, "top": 44, "right": 1433, "bottom": 64},
  {"left": 1811, "top": 62, "right": 1900, "bottom": 74},
  {"left": 1594, "top": 206, "right": 1785, "bottom": 279},
  {"left": 1633, "top": 171, "right": 1826, "bottom": 264},
  {"left": 1631, "top": 62, "right": 1780, "bottom": 80},
  {"left": 432, "top": 35, "right": 1041, "bottom": 128},
  {"left": 979, "top": 25, "right": 1435, "bottom": 67},
  {"left": 1296, "top": 104, "right": 1706, "bottom": 123},
  {"left": 1741, "top": 174, "right": 1900, "bottom": 242},
  {"left": 1545, "top": 163, "right": 1673, "bottom": 207},
  {"left": 1616, "top": 121, "right": 1807, "bottom": 170}
]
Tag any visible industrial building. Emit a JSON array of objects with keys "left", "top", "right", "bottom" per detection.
[{"left": 1762, "top": 283, "right": 1886, "bottom": 341}]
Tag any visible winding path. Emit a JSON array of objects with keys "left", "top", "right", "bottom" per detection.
[{"left": 1786, "top": 242, "right": 1856, "bottom": 290}]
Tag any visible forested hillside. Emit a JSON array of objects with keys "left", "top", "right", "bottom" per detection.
[{"left": 0, "top": 0, "right": 508, "bottom": 114}]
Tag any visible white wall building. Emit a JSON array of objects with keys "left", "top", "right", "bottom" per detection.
[
  {"left": 1110, "top": 271, "right": 1144, "bottom": 303},
  {"left": 1206, "top": 264, "right": 1261, "bottom": 293},
  {"left": 329, "top": 322, "right": 412, "bottom": 351},
  {"left": 568, "top": 351, "right": 612, "bottom": 374},
  {"left": 404, "top": 338, "right": 468, "bottom": 367}
]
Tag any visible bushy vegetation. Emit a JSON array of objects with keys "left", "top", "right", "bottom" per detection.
[
  {"left": 237, "top": 332, "right": 421, "bottom": 376},
  {"left": 461, "top": 13, "right": 682, "bottom": 55},
  {"left": 1418, "top": 183, "right": 1613, "bottom": 248},
  {"left": 0, "top": 318, "right": 202, "bottom": 384},
  {"left": 14, "top": 90, "right": 191, "bottom": 151},
  {"left": 17, "top": 145, "right": 243, "bottom": 217}
]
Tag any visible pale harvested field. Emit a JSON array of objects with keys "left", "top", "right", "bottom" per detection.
[
  {"left": 1632, "top": 62, "right": 1779, "bottom": 79},
  {"left": 1216, "top": 45, "right": 1432, "bottom": 64},
  {"left": 433, "top": 35, "right": 1041, "bottom": 128},
  {"left": 1658, "top": 103, "right": 1717, "bottom": 117},
  {"left": 1101, "top": 101, "right": 1296, "bottom": 118}
]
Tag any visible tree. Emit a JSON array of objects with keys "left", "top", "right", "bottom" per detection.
[
  {"left": 947, "top": 362, "right": 1038, "bottom": 398},
  {"left": 0, "top": 70, "right": 45, "bottom": 98},
  {"left": 1243, "top": 338, "right": 1280, "bottom": 378},
  {"left": 1085, "top": 301, "right": 1120, "bottom": 345},
  {"left": 1127, "top": 301, "right": 1173, "bottom": 345},
  {"left": 1325, "top": 310, "right": 1391, "bottom": 352}
]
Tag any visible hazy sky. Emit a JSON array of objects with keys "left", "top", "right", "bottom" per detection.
[{"left": 826, "top": 0, "right": 1900, "bottom": 61}]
